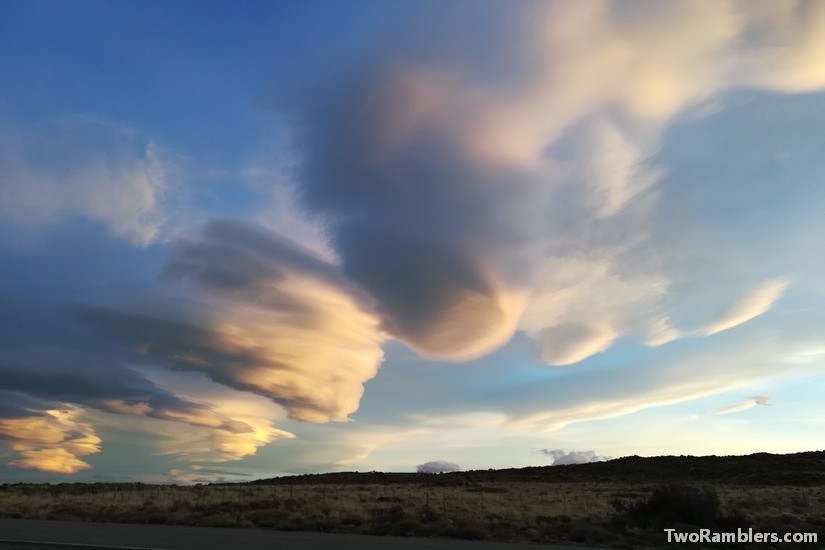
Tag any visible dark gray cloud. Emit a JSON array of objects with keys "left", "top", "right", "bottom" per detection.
[
  {"left": 0, "top": 252, "right": 261, "bottom": 438},
  {"left": 165, "top": 219, "right": 346, "bottom": 295},
  {"left": 0, "top": 346, "right": 252, "bottom": 434},
  {"left": 74, "top": 303, "right": 298, "bottom": 407},
  {"left": 0, "top": 390, "right": 55, "bottom": 419},
  {"left": 77, "top": 219, "right": 386, "bottom": 423},
  {"left": 291, "top": 36, "right": 550, "bottom": 361}
]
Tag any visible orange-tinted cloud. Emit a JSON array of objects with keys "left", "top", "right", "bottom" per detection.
[
  {"left": 0, "top": 407, "right": 101, "bottom": 474},
  {"left": 89, "top": 370, "right": 296, "bottom": 464},
  {"left": 80, "top": 220, "right": 387, "bottom": 423}
]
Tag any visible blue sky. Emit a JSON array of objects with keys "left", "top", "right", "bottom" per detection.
[{"left": 1, "top": 0, "right": 824, "bottom": 483}]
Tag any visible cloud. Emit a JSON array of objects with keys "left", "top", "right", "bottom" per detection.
[
  {"left": 0, "top": 390, "right": 49, "bottom": 419},
  {"left": 4, "top": 0, "right": 825, "bottom": 477},
  {"left": 281, "top": 0, "right": 825, "bottom": 366},
  {"left": 644, "top": 318, "right": 682, "bottom": 347},
  {"left": 713, "top": 395, "right": 770, "bottom": 415},
  {"left": 79, "top": 219, "right": 386, "bottom": 423},
  {"left": 737, "top": 0, "right": 825, "bottom": 93},
  {"left": 162, "top": 466, "right": 252, "bottom": 485},
  {"left": 0, "top": 356, "right": 292, "bottom": 470},
  {"left": 519, "top": 255, "right": 669, "bottom": 365},
  {"left": 137, "top": 368, "right": 295, "bottom": 463},
  {"left": 258, "top": 412, "right": 508, "bottom": 475},
  {"left": 242, "top": 166, "right": 336, "bottom": 262},
  {"left": 702, "top": 279, "right": 790, "bottom": 335},
  {"left": 0, "top": 341, "right": 295, "bottom": 468},
  {"left": 164, "top": 469, "right": 187, "bottom": 482},
  {"left": 0, "top": 346, "right": 250, "bottom": 434},
  {"left": 416, "top": 460, "right": 461, "bottom": 474},
  {"left": 0, "top": 403, "right": 101, "bottom": 474},
  {"left": 502, "top": 312, "right": 825, "bottom": 433},
  {"left": 0, "top": 117, "right": 170, "bottom": 245},
  {"left": 537, "top": 449, "right": 610, "bottom": 466},
  {"left": 291, "top": 18, "right": 552, "bottom": 360},
  {"left": 190, "top": 466, "right": 253, "bottom": 477},
  {"left": 560, "top": 119, "right": 663, "bottom": 218},
  {"left": 532, "top": 323, "right": 618, "bottom": 366}
]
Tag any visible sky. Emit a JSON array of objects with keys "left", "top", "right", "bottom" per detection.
[{"left": 1, "top": 0, "right": 824, "bottom": 483}]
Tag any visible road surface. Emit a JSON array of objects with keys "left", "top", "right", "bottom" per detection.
[{"left": 0, "top": 519, "right": 587, "bottom": 550}]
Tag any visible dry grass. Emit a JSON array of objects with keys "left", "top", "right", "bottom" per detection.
[{"left": 1, "top": 481, "right": 823, "bottom": 546}]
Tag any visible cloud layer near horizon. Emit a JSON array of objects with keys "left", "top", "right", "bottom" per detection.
[
  {"left": 538, "top": 449, "right": 610, "bottom": 466},
  {"left": 0, "top": 392, "right": 100, "bottom": 474}
]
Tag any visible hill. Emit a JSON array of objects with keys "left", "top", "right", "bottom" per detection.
[{"left": 248, "top": 450, "right": 825, "bottom": 486}]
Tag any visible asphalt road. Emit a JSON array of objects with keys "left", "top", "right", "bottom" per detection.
[{"left": 0, "top": 519, "right": 587, "bottom": 550}]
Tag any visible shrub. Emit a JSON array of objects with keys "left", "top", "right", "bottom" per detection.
[{"left": 614, "top": 483, "right": 721, "bottom": 529}]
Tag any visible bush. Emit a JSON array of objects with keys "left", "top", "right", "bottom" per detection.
[{"left": 614, "top": 484, "right": 721, "bottom": 529}]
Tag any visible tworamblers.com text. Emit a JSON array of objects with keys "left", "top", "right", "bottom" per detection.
[{"left": 664, "top": 527, "right": 817, "bottom": 544}]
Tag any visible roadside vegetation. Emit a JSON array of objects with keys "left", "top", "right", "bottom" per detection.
[{"left": 1, "top": 452, "right": 824, "bottom": 547}]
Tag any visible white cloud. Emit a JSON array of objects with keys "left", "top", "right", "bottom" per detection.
[
  {"left": 713, "top": 395, "right": 770, "bottom": 415},
  {"left": 520, "top": 255, "right": 669, "bottom": 365},
  {"left": 533, "top": 323, "right": 618, "bottom": 366},
  {"left": 645, "top": 317, "right": 682, "bottom": 347},
  {"left": 0, "top": 119, "right": 170, "bottom": 245},
  {"left": 537, "top": 448, "right": 610, "bottom": 466},
  {"left": 570, "top": 120, "right": 663, "bottom": 218},
  {"left": 504, "top": 316, "right": 823, "bottom": 433},
  {"left": 353, "top": 0, "right": 825, "bottom": 365},
  {"left": 702, "top": 279, "right": 791, "bottom": 335}
]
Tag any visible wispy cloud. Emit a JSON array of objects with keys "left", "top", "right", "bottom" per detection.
[
  {"left": 713, "top": 396, "right": 770, "bottom": 415},
  {"left": 702, "top": 279, "right": 790, "bottom": 336},
  {"left": 503, "top": 317, "right": 823, "bottom": 433},
  {"left": 0, "top": 118, "right": 171, "bottom": 245}
]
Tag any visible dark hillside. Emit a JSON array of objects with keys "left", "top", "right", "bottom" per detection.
[{"left": 249, "top": 450, "right": 825, "bottom": 486}]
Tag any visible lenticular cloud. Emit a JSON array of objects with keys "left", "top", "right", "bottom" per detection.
[
  {"left": 289, "top": 0, "right": 824, "bottom": 365},
  {"left": 79, "top": 220, "right": 387, "bottom": 424},
  {"left": 4, "top": 0, "right": 825, "bottom": 474}
]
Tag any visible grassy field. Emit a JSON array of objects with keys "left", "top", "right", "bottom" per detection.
[
  {"left": 1, "top": 481, "right": 823, "bottom": 546},
  {"left": 1, "top": 452, "right": 824, "bottom": 547}
]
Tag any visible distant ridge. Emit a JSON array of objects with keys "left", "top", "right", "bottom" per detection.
[{"left": 250, "top": 450, "right": 825, "bottom": 486}]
